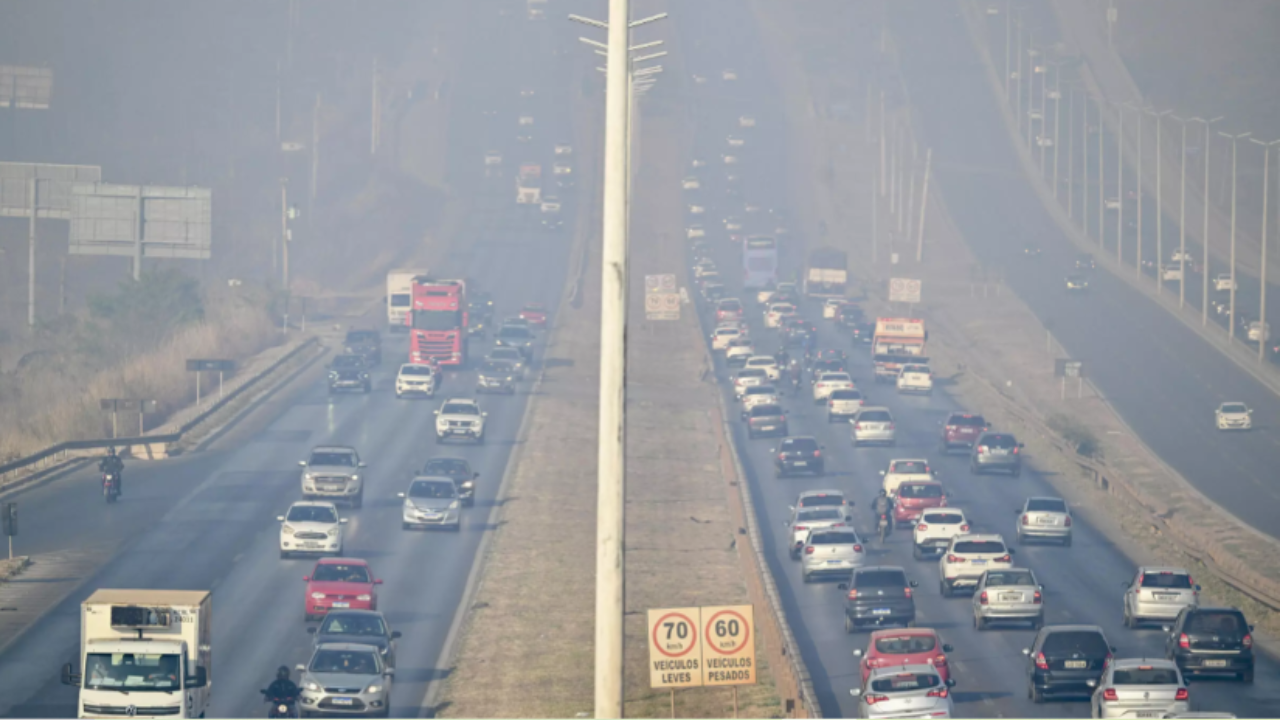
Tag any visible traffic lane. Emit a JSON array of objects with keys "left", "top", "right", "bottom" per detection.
[{"left": 887, "top": 0, "right": 1280, "bottom": 541}]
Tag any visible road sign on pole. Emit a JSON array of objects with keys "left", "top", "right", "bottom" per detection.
[
  {"left": 69, "top": 183, "right": 212, "bottom": 279},
  {"left": 701, "top": 605, "right": 756, "bottom": 687},
  {"left": 0, "top": 66, "right": 53, "bottom": 109},
  {"left": 888, "top": 277, "right": 922, "bottom": 303},
  {"left": 647, "top": 607, "right": 704, "bottom": 689}
]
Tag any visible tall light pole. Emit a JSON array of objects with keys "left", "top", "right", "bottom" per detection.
[
  {"left": 1172, "top": 115, "right": 1189, "bottom": 306},
  {"left": 1099, "top": 99, "right": 1106, "bottom": 246},
  {"left": 1066, "top": 86, "right": 1075, "bottom": 213},
  {"left": 1194, "top": 117, "right": 1225, "bottom": 325},
  {"left": 1082, "top": 93, "right": 1090, "bottom": 237},
  {"left": 1116, "top": 102, "right": 1125, "bottom": 265},
  {"left": 1122, "top": 100, "right": 1143, "bottom": 279},
  {"left": 1026, "top": 40, "right": 1040, "bottom": 151},
  {"left": 1250, "top": 138, "right": 1280, "bottom": 363},
  {"left": 1015, "top": 19, "right": 1024, "bottom": 136},
  {"left": 1219, "top": 130, "right": 1251, "bottom": 342},
  {"left": 1003, "top": 0, "right": 1012, "bottom": 103},
  {"left": 1147, "top": 108, "right": 1172, "bottom": 292}
]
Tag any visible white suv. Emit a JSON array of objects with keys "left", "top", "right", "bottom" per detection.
[
  {"left": 896, "top": 364, "right": 933, "bottom": 395},
  {"left": 913, "top": 508, "right": 969, "bottom": 561},
  {"left": 744, "top": 355, "right": 781, "bottom": 381},
  {"left": 278, "top": 501, "right": 347, "bottom": 558},
  {"left": 435, "top": 399, "right": 487, "bottom": 444},
  {"left": 395, "top": 363, "right": 437, "bottom": 399},
  {"left": 939, "top": 534, "right": 1014, "bottom": 597},
  {"left": 813, "top": 372, "right": 854, "bottom": 403}
]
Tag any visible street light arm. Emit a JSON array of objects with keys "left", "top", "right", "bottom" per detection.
[
  {"left": 629, "top": 12, "right": 668, "bottom": 27},
  {"left": 569, "top": 13, "right": 608, "bottom": 29},
  {"left": 632, "top": 51, "right": 667, "bottom": 63},
  {"left": 629, "top": 40, "right": 663, "bottom": 51},
  {"left": 579, "top": 37, "right": 608, "bottom": 50}
]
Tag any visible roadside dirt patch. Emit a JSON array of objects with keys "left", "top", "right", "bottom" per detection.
[{"left": 0, "top": 558, "right": 29, "bottom": 585}]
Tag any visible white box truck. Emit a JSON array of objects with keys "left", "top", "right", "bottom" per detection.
[
  {"left": 387, "top": 269, "right": 428, "bottom": 332},
  {"left": 61, "top": 590, "right": 211, "bottom": 719}
]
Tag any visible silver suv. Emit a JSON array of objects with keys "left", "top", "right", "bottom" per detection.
[
  {"left": 296, "top": 642, "right": 393, "bottom": 717},
  {"left": 1122, "top": 567, "right": 1200, "bottom": 628},
  {"left": 299, "top": 446, "right": 366, "bottom": 509},
  {"left": 969, "top": 432, "right": 1023, "bottom": 477}
]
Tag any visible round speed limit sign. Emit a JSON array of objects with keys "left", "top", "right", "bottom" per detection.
[
  {"left": 703, "top": 609, "right": 750, "bottom": 655},
  {"left": 701, "top": 605, "right": 756, "bottom": 686}
]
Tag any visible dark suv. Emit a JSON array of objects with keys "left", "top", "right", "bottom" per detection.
[
  {"left": 939, "top": 413, "right": 989, "bottom": 452},
  {"left": 773, "top": 436, "right": 824, "bottom": 478},
  {"left": 1164, "top": 606, "right": 1254, "bottom": 682},
  {"left": 343, "top": 330, "right": 382, "bottom": 367},
  {"left": 1024, "top": 624, "right": 1114, "bottom": 703},
  {"left": 837, "top": 566, "right": 918, "bottom": 633},
  {"left": 970, "top": 432, "right": 1024, "bottom": 477},
  {"left": 745, "top": 404, "right": 788, "bottom": 439},
  {"left": 329, "top": 354, "right": 371, "bottom": 394}
]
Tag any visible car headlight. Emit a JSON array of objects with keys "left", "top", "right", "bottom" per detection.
[
  {"left": 357, "top": 594, "right": 372, "bottom": 601},
  {"left": 305, "top": 681, "right": 320, "bottom": 691},
  {"left": 304, "top": 473, "right": 314, "bottom": 481},
  {"left": 311, "top": 592, "right": 326, "bottom": 599},
  {"left": 282, "top": 525, "right": 296, "bottom": 535},
  {"left": 365, "top": 684, "right": 383, "bottom": 694},
  {"left": 328, "top": 371, "right": 338, "bottom": 379},
  {"left": 360, "top": 372, "right": 369, "bottom": 379},
  {"left": 350, "top": 475, "right": 360, "bottom": 482},
  {"left": 449, "top": 501, "right": 460, "bottom": 510},
  {"left": 461, "top": 481, "right": 474, "bottom": 489},
  {"left": 327, "top": 527, "right": 340, "bottom": 537}
]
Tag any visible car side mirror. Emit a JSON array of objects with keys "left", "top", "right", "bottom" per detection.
[
  {"left": 306, "top": 627, "right": 317, "bottom": 635},
  {"left": 852, "top": 648, "right": 863, "bottom": 657},
  {"left": 433, "top": 409, "right": 440, "bottom": 414},
  {"left": 339, "top": 518, "right": 349, "bottom": 525},
  {"left": 909, "top": 580, "right": 919, "bottom": 588},
  {"left": 398, "top": 492, "right": 406, "bottom": 498},
  {"left": 1249, "top": 624, "right": 1255, "bottom": 632},
  {"left": 820, "top": 445, "right": 826, "bottom": 450},
  {"left": 385, "top": 668, "right": 396, "bottom": 677},
  {"left": 296, "top": 664, "right": 307, "bottom": 673},
  {"left": 878, "top": 470, "right": 885, "bottom": 476},
  {"left": 837, "top": 583, "right": 849, "bottom": 590},
  {"left": 788, "top": 505, "right": 795, "bottom": 512},
  {"left": 945, "top": 678, "right": 956, "bottom": 688},
  {"left": 1085, "top": 679, "right": 1097, "bottom": 688},
  {"left": 391, "top": 631, "right": 403, "bottom": 640},
  {"left": 298, "top": 460, "right": 308, "bottom": 467},
  {"left": 358, "top": 462, "right": 367, "bottom": 468},
  {"left": 845, "top": 515, "right": 853, "bottom": 522},
  {"left": 781, "top": 520, "right": 789, "bottom": 528},
  {"left": 1018, "top": 443, "right": 1025, "bottom": 448},
  {"left": 1194, "top": 584, "right": 1202, "bottom": 592},
  {"left": 474, "top": 472, "right": 480, "bottom": 478},
  {"left": 482, "top": 412, "right": 489, "bottom": 417},
  {"left": 374, "top": 579, "right": 384, "bottom": 585},
  {"left": 1162, "top": 625, "right": 1172, "bottom": 633},
  {"left": 769, "top": 448, "right": 776, "bottom": 454},
  {"left": 303, "top": 576, "right": 310, "bottom": 582},
  {"left": 1021, "top": 648, "right": 1031, "bottom": 655},
  {"left": 1109, "top": 646, "right": 1117, "bottom": 653},
  {"left": 1008, "top": 548, "right": 1016, "bottom": 554},
  {"left": 941, "top": 643, "right": 954, "bottom": 653},
  {"left": 849, "top": 688, "right": 862, "bottom": 698},
  {"left": 277, "top": 515, "right": 286, "bottom": 522}
]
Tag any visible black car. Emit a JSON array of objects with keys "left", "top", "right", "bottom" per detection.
[
  {"left": 328, "top": 354, "right": 371, "bottom": 393},
  {"left": 495, "top": 324, "right": 535, "bottom": 358},
  {"left": 744, "top": 404, "right": 788, "bottom": 439},
  {"left": 1024, "top": 624, "right": 1114, "bottom": 702},
  {"left": 308, "top": 610, "right": 402, "bottom": 667},
  {"left": 1024, "top": 244, "right": 1042, "bottom": 258},
  {"left": 1065, "top": 274, "right": 1089, "bottom": 293},
  {"left": 850, "top": 321, "right": 875, "bottom": 345},
  {"left": 1164, "top": 606, "right": 1254, "bottom": 682},
  {"left": 421, "top": 457, "right": 478, "bottom": 506},
  {"left": 837, "top": 566, "right": 918, "bottom": 632},
  {"left": 477, "top": 360, "right": 518, "bottom": 395},
  {"left": 772, "top": 436, "right": 824, "bottom": 477},
  {"left": 1075, "top": 253, "right": 1096, "bottom": 271},
  {"left": 343, "top": 330, "right": 382, "bottom": 366}
]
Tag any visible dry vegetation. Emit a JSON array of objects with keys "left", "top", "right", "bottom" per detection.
[{"left": 0, "top": 272, "right": 278, "bottom": 460}]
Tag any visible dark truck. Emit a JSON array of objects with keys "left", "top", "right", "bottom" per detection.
[
  {"left": 804, "top": 246, "right": 848, "bottom": 298},
  {"left": 344, "top": 329, "right": 383, "bottom": 367}
]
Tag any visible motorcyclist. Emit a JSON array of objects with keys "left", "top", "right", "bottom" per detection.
[
  {"left": 99, "top": 448, "right": 124, "bottom": 496},
  {"left": 871, "top": 489, "right": 894, "bottom": 535},
  {"left": 264, "top": 666, "right": 300, "bottom": 714}
]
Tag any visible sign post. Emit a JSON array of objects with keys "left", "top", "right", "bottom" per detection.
[
  {"left": 644, "top": 274, "right": 680, "bottom": 321},
  {"left": 888, "top": 277, "right": 922, "bottom": 304},
  {"left": 186, "top": 359, "right": 236, "bottom": 405},
  {"left": 648, "top": 604, "right": 756, "bottom": 717},
  {"left": 1054, "top": 359, "right": 1086, "bottom": 399},
  {"left": 99, "top": 399, "right": 158, "bottom": 438},
  {"left": 1, "top": 502, "right": 16, "bottom": 560}
]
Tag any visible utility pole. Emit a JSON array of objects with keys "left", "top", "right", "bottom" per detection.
[
  {"left": 1197, "top": 117, "right": 1224, "bottom": 325},
  {"left": 1123, "top": 101, "right": 1143, "bottom": 280},
  {"left": 370, "top": 57, "right": 379, "bottom": 156},
  {"left": 1082, "top": 94, "right": 1090, "bottom": 236},
  {"left": 1099, "top": 100, "right": 1105, "bottom": 246},
  {"left": 1173, "top": 115, "right": 1188, "bottom": 306},
  {"left": 1066, "top": 86, "right": 1074, "bottom": 214},
  {"left": 1251, "top": 138, "right": 1280, "bottom": 363},
  {"left": 1220, "top": 130, "right": 1252, "bottom": 342},
  {"left": 281, "top": 179, "right": 290, "bottom": 290}
]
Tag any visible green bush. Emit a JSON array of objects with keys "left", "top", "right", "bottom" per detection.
[
  {"left": 87, "top": 269, "right": 204, "bottom": 356},
  {"left": 1047, "top": 413, "right": 1101, "bottom": 459}
]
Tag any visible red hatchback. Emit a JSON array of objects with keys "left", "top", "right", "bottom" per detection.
[
  {"left": 303, "top": 558, "right": 382, "bottom": 621},
  {"left": 893, "top": 481, "right": 947, "bottom": 526},
  {"left": 940, "top": 413, "right": 989, "bottom": 452},
  {"left": 857, "top": 628, "right": 954, "bottom": 684},
  {"left": 519, "top": 303, "right": 548, "bottom": 326}
]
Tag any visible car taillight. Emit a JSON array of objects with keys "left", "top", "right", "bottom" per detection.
[
  {"left": 947, "top": 554, "right": 965, "bottom": 563},
  {"left": 1175, "top": 688, "right": 1189, "bottom": 701},
  {"left": 780, "top": 415, "right": 786, "bottom": 422},
  {"left": 1021, "top": 515, "right": 1030, "bottom": 526},
  {"left": 917, "top": 524, "right": 928, "bottom": 532},
  {"left": 1013, "top": 446, "right": 1020, "bottom": 454},
  {"left": 814, "top": 450, "right": 821, "bottom": 458},
  {"left": 828, "top": 400, "right": 834, "bottom": 406},
  {"left": 804, "top": 546, "right": 815, "bottom": 555},
  {"left": 1034, "top": 652, "right": 1049, "bottom": 670},
  {"left": 1243, "top": 634, "right": 1253, "bottom": 649},
  {"left": 847, "top": 589, "right": 859, "bottom": 600},
  {"left": 1064, "top": 516, "right": 1072, "bottom": 527},
  {"left": 1188, "top": 576, "right": 1196, "bottom": 590},
  {"left": 995, "top": 554, "right": 1012, "bottom": 563},
  {"left": 854, "top": 423, "right": 863, "bottom": 430},
  {"left": 1179, "top": 633, "right": 1190, "bottom": 649},
  {"left": 795, "top": 525, "right": 808, "bottom": 532},
  {"left": 778, "top": 453, "right": 785, "bottom": 461},
  {"left": 977, "top": 446, "right": 985, "bottom": 454},
  {"left": 888, "top": 423, "right": 895, "bottom": 430},
  {"left": 960, "top": 524, "right": 969, "bottom": 531},
  {"left": 979, "top": 591, "right": 989, "bottom": 605},
  {"left": 864, "top": 694, "right": 890, "bottom": 705},
  {"left": 1033, "top": 590, "right": 1042, "bottom": 604},
  {"left": 926, "top": 687, "right": 948, "bottom": 699},
  {"left": 1102, "top": 688, "right": 1118, "bottom": 702},
  {"left": 853, "top": 544, "right": 863, "bottom": 552},
  {"left": 904, "top": 587, "right": 913, "bottom": 599}
]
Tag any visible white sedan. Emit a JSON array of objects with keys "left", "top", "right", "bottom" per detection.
[
  {"left": 1215, "top": 402, "right": 1252, "bottom": 430},
  {"left": 812, "top": 372, "right": 855, "bottom": 403},
  {"left": 1214, "top": 273, "right": 1237, "bottom": 292},
  {"left": 278, "top": 501, "right": 347, "bottom": 558},
  {"left": 739, "top": 115, "right": 756, "bottom": 128},
  {"left": 764, "top": 303, "right": 797, "bottom": 328},
  {"left": 711, "top": 326, "right": 743, "bottom": 351},
  {"left": 740, "top": 385, "right": 780, "bottom": 411},
  {"left": 686, "top": 224, "right": 706, "bottom": 239},
  {"left": 682, "top": 176, "right": 701, "bottom": 190},
  {"left": 744, "top": 355, "right": 781, "bottom": 381}
]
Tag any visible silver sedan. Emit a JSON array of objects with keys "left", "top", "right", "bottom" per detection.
[
  {"left": 851, "top": 406, "right": 896, "bottom": 447},
  {"left": 972, "top": 568, "right": 1043, "bottom": 630},
  {"left": 850, "top": 663, "right": 955, "bottom": 719},
  {"left": 1016, "top": 496, "right": 1072, "bottom": 546},
  {"left": 1088, "top": 658, "right": 1190, "bottom": 719},
  {"left": 297, "top": 642, "right": 394, "bottom": 717}
]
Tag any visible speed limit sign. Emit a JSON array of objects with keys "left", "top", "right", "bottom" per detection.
[
  {"left": 647, "top": 608, "right": 704, "bottom": 688},
  {"left": 701, "top": 605, "right": 756, "bottom": 686}
]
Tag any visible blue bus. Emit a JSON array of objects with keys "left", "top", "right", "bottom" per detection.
[{"left": 742, "top": 235, "right": 779, "bottom": 291}]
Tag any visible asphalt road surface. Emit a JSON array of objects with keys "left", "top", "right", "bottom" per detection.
[
  {"left": 677, "top": 0, "right": 1279, "bottom": 717},
  {"left": 0, "top": 4, "right": 587, "bottom": 718}
]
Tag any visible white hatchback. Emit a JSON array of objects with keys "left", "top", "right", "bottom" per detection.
[
  {"left": 896, "top": 364, "right": 934, "bottom": 394},
  {"left": 822, "top": 298, "right": 847, "bottom": 319},
  {"left": 1215, "top": 402, "right": 1252, "bottom": 430},
  {"left": 939, "top": 534, "right": 1014, "bottom": 597},
  {"left": 740, "top": 385, "right": 780, "bottom": 411},
  {"left": 913, "top": 509, "right": 970, "bottom": 561},
  {"left": 826, "top": 388, "right": 864, "bottom": 421},
  {"left": 745, "top": 355, "right": 781, "bottom": 381},
  {"left": 764, "top": 303, "right": 796, "bottom": 328},
  {"left": 278, "top": 501, "right": 347, "bottom": 559},
  {"left": 812, "top": 372, "right": 855, "bottom": 403},
  {"left": 711, "top": 327, "right": 743, "bottom": 351}
]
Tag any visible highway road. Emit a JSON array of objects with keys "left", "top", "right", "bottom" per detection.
[
  {"left": 677, "top": 0, "right": 1280, "bottom": 717},
  {"left": 0, "top": 3, "right": 586, "bottom": 718}
]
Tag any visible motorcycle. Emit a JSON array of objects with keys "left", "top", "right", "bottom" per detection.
[
  {"left": 261, "top": 690, "right": 299, "bottom": 719},
  {"left": 877, "top": 513, "right": 890, "bottom": 544},
  {"left": 459, "top": 475, "right": 478, "bottom": 507},
  {"left": 102, "top": 473, "right": 120, "bottom": 504}
]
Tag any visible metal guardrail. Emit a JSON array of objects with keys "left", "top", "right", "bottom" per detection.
[{"left": 0, "top": 337, "right": 321, "bottom": 482}]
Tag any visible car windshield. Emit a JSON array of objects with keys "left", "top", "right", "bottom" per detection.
[
  {"left": 854, "top": 570, "right": 907, "bottom": 588},
  {"left": 820, "top": 373, "right": 850, "bottom": 382},
  {"left": 490, "top": 349, "right": 522, "bottom": 362},
  {"left": 717, "top": 328, "right": 739, "bottom": 336},
  {"left": 750, "top": 405, "right": 783, "bottom": 417},
  {"left": 319, "top": 614, "right": 387, "bottom": 638},
  {"left": 1140, "top": 572, "right": 1193, "bottom": 589},
  {"left": 984, "top": 571, "right": 1036, "bottom": 587},
  {"left": 481, "top": 362, "right": 513, "bottom": 374},
  {"left": 400, "top": 365, "right": 433, "bottom": 376},
  {"left": 423, "top": 459, "right": 470, "bottom": 477},
  {"left": 953, "top": 540, "right": 1006, "bottom": 554},
  {"left": 1026, "top": 498, "right": 1067, "bottom": 513},
  {"left": 898, "top": 483, "right": 942, "bottom": 499},
  {"left": 312, "top": 563, "right": 370, "bottom": 584},
  {"left": 309, "top": 452, "right": 356, "bottom": 467},
  {"left": 874, "top": 634, "right": 937, "bottom": 654},
  {"left": 810, "top": 530, "right": 858, "bottom": 545},
  {"left": 799, "top": 494, "right": 843, "bottom": 508},
  {"left": 830, "top": 389, "right": 862, "bottom": 400},
  {"left": 949, "top": 415, "right": 986, "bottom": 427},
  {"left": 745, "top": 387, "right": 775, "bottom": 395},
  {"left": 332, "top": 356, "right": 363, "bottom": 369},
  {"left": 748, "top": 358, "right": 777, "bottom": 366},
  {"left": 1042, "top": 631, "right": 1109, "bottom": 656},
  {"left": 1221, "top": 403, "right": 1248, "bottom": 414},
  {"left": 308, "top": 649, "right": 379, "bottom": 675},
  {"left": 740, "top": 369, "right": 766, "bottom": 378},
  {"left": 719, "top": 301, "right": 742, "bottom": 311},
  {"left": 1185, "top": 612, "right": 1247, "bottom": 635},
  {"left": 1112, "top": 667, "right": 1180, "bottom": 685},
  {"left": 903, "top": 365, "right": 929, "bottom": 373},
  {"left": 981, "top": 435, "right": 1018, "bottom": 449},
  {"left": 442, "top": 403, "right": 478, "bottom": 415},
  {"left": 499, "top": 326, "right": 532, "bottom": 340},
  {"left": 287, "top": 506, "right": 338, "bottom": 524},
  {"left": 890, "top": 461, "right": 928, "bottom": 474},
  {"left": 797, "top": 508, "right": 842, "bottom": 522},
  {"left": 409, "top": 480, "right": 457, "bottom": 499},
  {"left": 83, "top": 653, "right": 181, "bottom": 691},
  {"left": 869, "top": 672, "right": 941, "bottom": 693},
  {"left": 859, "top": 411, "right": 892, "bottom": 422},
  {"left": 922, "top": 512, "right": 963, "bottom": 524},
  {"left": 345, "top": 331, "right": 377, "bottom": 344},
  {"left": 781, "top": 438, "right": 818, "bottom": 452}
]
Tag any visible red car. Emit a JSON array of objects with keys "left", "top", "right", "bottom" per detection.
[
  {"left": 893, "top": 480, "right": 947, "bottom": 526},
  {"left": 716, "top": 298, "right": 744, "bottom": 322},
  {"left": 519, "top": 304, "right": 548, "bottom": 326},
  {"left": 940, "top": 413, "right": 989, "bottom": 452},
  {"left": 856, "top": 628, "right": 954, "bottom": 684},
  {"left": 303, "top": 558, "right": 382, "bottom": 621}
]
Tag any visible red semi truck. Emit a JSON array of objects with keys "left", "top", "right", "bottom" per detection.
[{"left": 407, "top": 277, "right": 468, "bottom": 367}]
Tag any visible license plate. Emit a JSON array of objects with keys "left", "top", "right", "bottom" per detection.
[
  {"left": 759, "top": 425, "right": 776, "bottom": 431},
  {"left": 872, "top": 608, "right": 891, "bottom": 615},
  {"left": 1155, "top": 593, "right": 1178, "bottom": 601},
  {"left": 332, "top": 602, "right": 350, "bottom": 608},
  {"left": 792, "top": 461, "right": 807, "bottom": 467},
  {"left": 991, "top": 448, "right": 1009, "bottom": 455},
  {"left": 1064, "top": 660, "right": 1087, "bottom": 669},
  {"left": 1203, "top": 659, "right": 1227, "bottom": 668},
  {"left": 332, "top": 698, "right": 354, "bottom": 706},
  {"left": 302, "top": 542, "right": 322, "bottom": 548},
  {"left": 828, "top": 560, "right": 842, "bottom": 565},
  {"left": 1000, "top": 593, "right": 1022, "bottom": 602},
  {"left": 1135, "top": 712, "right": 1160, "bottom": 718},
  {"left": 972, "top": 559, "right": 987, "bottom": 565},
  {"left": 1036, "top": 517, "right": 1055, "bottom": 524}
]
